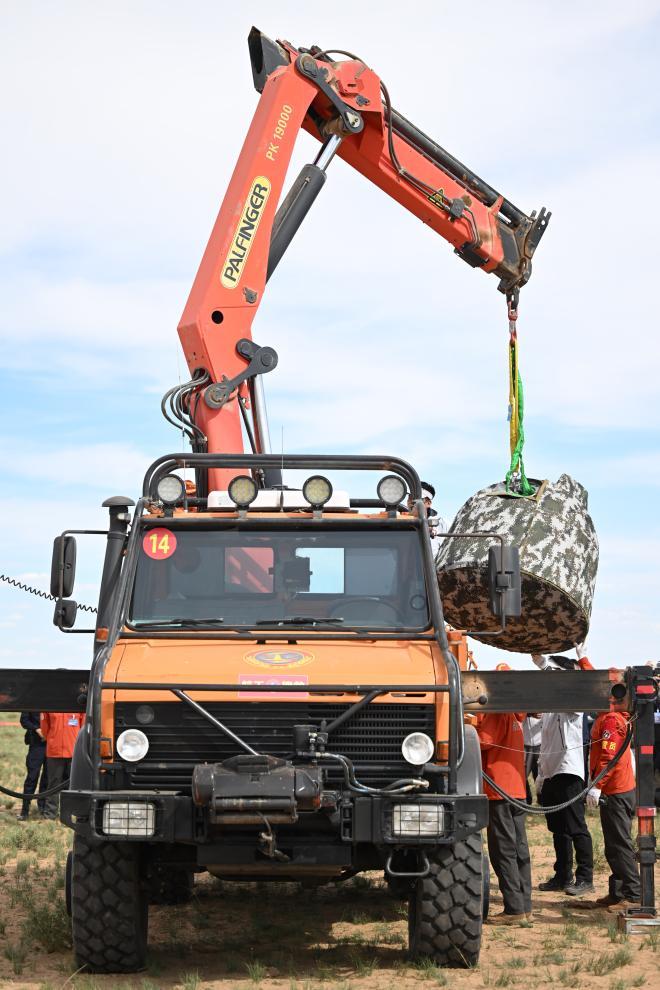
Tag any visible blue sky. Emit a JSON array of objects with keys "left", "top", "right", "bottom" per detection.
[{"left": 1, "top": 1, "right": 659, "bottom": 670}]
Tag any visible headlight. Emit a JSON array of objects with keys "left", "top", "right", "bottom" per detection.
[
  {"left": 401, "top": 731, "right": 434, "bottom": 766},
  {"left": 302, "top": 475, "right": 333, "bottom": 509},
  {"left": 228, "top": 474, "right": 258, "bottom": 508},
  {"left": 156, "top": 474, "right": 185, "bottom": 505},
  {"left": 116, "top": 728, "right": 149, "bottom": 762},
  {"left": 377, "top": 474, "right": 407, "bottom": 508},
  {"left": 102, "top": 801, "right": 155, "bottom": 837},
  {"left": 392, "top": 803, "right": 445, "bottom": 837}
]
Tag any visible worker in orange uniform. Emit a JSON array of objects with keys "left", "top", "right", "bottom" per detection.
[
  {"left": 40, "top": 711, "right": 85, "bottom": 820},
  {"left": 476, "top": 663, "right": 532, "bottom": 925},
  {"left": 575, "top": 646, "right": 641, "bottom": 910}
]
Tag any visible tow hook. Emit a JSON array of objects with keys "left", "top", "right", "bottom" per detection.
[
  {"left": 257, "top": 814, "right": 289, "bottom": 862},
  {"left": 385, "top": 851, "right": 431, "bottom": 879}
]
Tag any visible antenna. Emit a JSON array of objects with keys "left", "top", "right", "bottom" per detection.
[{"left": 280, "top": 425, "right": 285, "bottom": 510}]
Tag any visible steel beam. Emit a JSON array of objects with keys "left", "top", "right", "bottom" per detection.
[{"left": 0, "top": 667, "right": 628, "bottom": 715}]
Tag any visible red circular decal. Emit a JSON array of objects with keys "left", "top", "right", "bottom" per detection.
[{"left": 142, "top": 528, "right": 177, "bottom": 560}]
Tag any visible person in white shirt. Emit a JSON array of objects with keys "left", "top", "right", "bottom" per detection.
[
  {"left": 407, "top": 482, "right": 448, "bottom": 563},
  {"left": 531, "top": 652, "right": 594, "bottom": 897},
  {"left": 523, "top": 715, "right": 542, "bottom": 804}
]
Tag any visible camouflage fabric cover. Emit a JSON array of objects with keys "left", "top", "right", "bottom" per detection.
[{"left": 436, "top": 474, "right": 598, "bottom": 653}]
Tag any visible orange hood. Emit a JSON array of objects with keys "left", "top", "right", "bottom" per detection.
[{"left": 107, "top": 638, "right": 441, "bottom": 704}]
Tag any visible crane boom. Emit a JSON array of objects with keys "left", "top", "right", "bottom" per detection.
[{"left": 177, "top": 28, "right": 550, "bottom": 490}]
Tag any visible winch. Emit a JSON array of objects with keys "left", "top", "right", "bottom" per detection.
[{"left": 191, "top": 753, "right": 323, "bottom": 825}]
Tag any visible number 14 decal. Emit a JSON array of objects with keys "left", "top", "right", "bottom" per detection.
[{"left": 142, "top": 528, "right": 177, "bottom": 560}]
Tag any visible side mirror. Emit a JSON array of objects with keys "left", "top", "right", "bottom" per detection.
[
  {"left": 53, "top": 599, "right": 78, "bottom": 629},
  {"left": 51, "top": 535, "right": 77, "bottom": 598},
  {"left": 488, "top": 545, "right": 521, "bottom": 618}
]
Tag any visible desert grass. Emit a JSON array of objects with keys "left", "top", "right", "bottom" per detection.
[{"left": 1, "top": 713, "right": 659, "bottom": 988}]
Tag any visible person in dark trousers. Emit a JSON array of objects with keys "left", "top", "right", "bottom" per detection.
[
  {"left": 477, "top": 662, "right": 532, "bottom": 925},
  {"left": 17, "top": 711, "right": 48, "bottom": 821},
  {"left": 532, "top": 651, "right": 594, "bottom": 896},
  {"left": 41, "top": 711, "right": 84, "bottom": 820},
  {"left": 577, "top": 652, "right": 641, "bottom": 910}
]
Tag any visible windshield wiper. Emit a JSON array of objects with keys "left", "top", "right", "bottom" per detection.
[
  {"left": 255, "top": 616, "right": 345, "bottom": 627},
  {"left": 133, "top": 618, "right": 226, "bottom": 628}
]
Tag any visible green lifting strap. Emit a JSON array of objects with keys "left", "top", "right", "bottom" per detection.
[{"left": 506, "top": 335, "right": 535, "bottom": 497}]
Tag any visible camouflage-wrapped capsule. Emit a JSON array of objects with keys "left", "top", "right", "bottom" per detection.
[{"left": 436, "top": 474, "right": 598, "bottom": 653}]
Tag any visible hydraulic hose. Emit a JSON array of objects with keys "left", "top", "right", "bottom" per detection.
[
  {"left": 482, "top": 723, "right": 634, "bottom": 815},
  {"left": 0, "top": 779, "right": 70, "bottom": 800},
  {"left": 320, "top": 752, "right": 429, "bottom": 796}
]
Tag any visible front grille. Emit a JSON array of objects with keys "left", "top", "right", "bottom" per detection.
[{"left": 115, "top": 701, "right": 435, "bottom": 792}]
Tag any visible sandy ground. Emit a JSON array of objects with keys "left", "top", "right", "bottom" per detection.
[{"left": 1, "top": 719, "right": 658, "bottom": 990}]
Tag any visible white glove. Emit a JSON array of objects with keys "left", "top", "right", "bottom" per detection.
[
  {"left": 575, "top": 642, "right": 586, "bottom": 660},
  {"left": 531, "top": 653, "right": 549, "bottom": 670},
  {"left": 586, "top": 787, "right": 601, "bottom": 809}
]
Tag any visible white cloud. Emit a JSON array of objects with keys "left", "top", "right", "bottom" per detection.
[{"left": 1, "top": 439, "right": 153, "bottom": 493}]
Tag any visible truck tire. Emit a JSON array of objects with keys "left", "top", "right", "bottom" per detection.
[
  {"left": 408, "top": 832, "right": 483, "bottom": 968},
  {"left": 148, "top": 866, "right": 194, "bottom": 905},
  {"left": 71, "top": 835, "right": 148, "bottom": 973}
]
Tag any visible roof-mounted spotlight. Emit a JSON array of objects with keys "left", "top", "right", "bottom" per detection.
[
  {"left": 156, "top": 474, "right": 185, "bottom": 507},
  {"left": 302, "top": 475, "right": 333, "bottom": 510},
  {"left": 377, "top": 474, "right": 407, "bottom": 509},
  {"left": 228, "top": 475, "right": 259, "bottom": 509}
]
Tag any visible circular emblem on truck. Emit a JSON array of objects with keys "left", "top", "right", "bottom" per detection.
[{"left": 244, "top": 649, "right": 314, "bottom": 669}]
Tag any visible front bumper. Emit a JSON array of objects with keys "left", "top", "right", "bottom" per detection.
[{"left": 60, "top": 788, "right": 488, "bottom": 846}]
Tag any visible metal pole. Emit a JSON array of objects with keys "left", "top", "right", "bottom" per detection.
[
  {"left": 631, "top": 666, "right": 657, "bottom": 915},
  {"left": 249, "top": 375, "right": 282, "bottom": 487},
  {"left": 251, "top": 374, "right": 272, "bottom": 454}
]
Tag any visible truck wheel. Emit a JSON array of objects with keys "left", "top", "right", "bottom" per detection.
[
  {"left": 148, "top": 866, "right": 194, "bottom": 905},
  {"left": 71, "top": 835, "right": 148, "bottom": 973},
  {"left": 408, "top": 833, "right": 483, "bottom": 968}
]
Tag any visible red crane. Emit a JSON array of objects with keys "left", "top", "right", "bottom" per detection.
[{"left": 174, "top": 29, "right": 550, "bottom": 490}]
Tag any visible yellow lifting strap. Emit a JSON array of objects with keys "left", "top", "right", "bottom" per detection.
[{"left": 508, "top": 332, "right": 520, "bottom": 459}]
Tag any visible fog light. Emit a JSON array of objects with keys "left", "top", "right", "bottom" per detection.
[
  {"left": 401, "top": 732, "right": 434, "bottom": 766},
  {"left": 377, "top": 474, "right": 407, "bottom": 508},
  {"left": 302, "top": 475, "right": 333, "bottom": 509},
  {"left": 156, "top": 474, "right": 185, "bottom": 505},
  {"left": 102, "top": 801, "right": 156, "bottom": 837},
  {"left": 228, "top": 474, "right": 258, "bottom": 508},
  {"left": 116, "top": 728, "right": 149, "bottom": 762},
  {"left": 392, "top": 803, "right": 444, "bottom": 837}
]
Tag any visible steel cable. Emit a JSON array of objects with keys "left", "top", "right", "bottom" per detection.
[
  {"left": 1, "top": 574, "right": 97, "bottom": 613},
  {"left": 482, "top": 723, "right": 634, "bottom": 815}
]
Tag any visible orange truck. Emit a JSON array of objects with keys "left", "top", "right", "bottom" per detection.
[
  {"left": 53, "top": 452, "right": 524, "bottom": 972},
  {"left": 42, "top": 26, "right": 554, "bottom": 973}
]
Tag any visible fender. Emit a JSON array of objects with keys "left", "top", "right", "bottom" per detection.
[{"left": 456, "top": 725, "right": 483, "bottom": 796}]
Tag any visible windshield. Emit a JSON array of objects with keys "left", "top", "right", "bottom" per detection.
[{"left": 129, "top": 525, "right": 430, "bottom": 631}]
